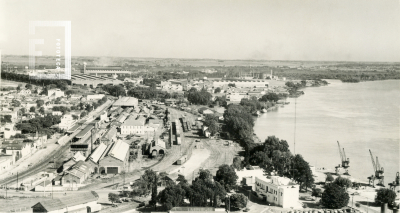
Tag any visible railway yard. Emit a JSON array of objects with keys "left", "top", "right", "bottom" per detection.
[{"left": 0, "top": 97, "right": 240, "bottom": 212}]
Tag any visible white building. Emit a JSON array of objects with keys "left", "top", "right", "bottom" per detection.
[
  {"left": 59, "top": 114, "right": 76, "bottom": 130},
  {"left": 3, "top": 124, "right": 22, "bottom": 139},
  {"left": 255, "top": 175, "right": 300, "bottom": 209},
  {"left": 226, "top": 92, "right": 249, "bottom": 102},
  {"left": 19, "top": 89, "right": 31, "bottom": 95},
  {"left": 47, "top": 89, "right": 65, "bottom": 98},
  {"left": 87, "top": 94, "right": 105, "bottom": 100},
  {"left": 121, "top": 116, "right": 155, "bottom": 135}
]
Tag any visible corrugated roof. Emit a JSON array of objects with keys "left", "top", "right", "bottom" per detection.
[
  {"left": 72, "top": 152, "right": 86, "bottom": 162},
  {"left": 122, "top": 116, "right": 146, "bottom": 127},
  {"left": 113, "top": 97, "right": 138, "bottom": 107},
  {"left": 108, "top": 140, "right": 129, "bottom": 162},
  {"left": 76, "top": 125, "right": 94, "bottom": 138},
  {"left": 32, "top": 191, "right": 98, "bottom": 211},
  {"left": 88, "top": 143, "right": 107, "bottom": 163}
]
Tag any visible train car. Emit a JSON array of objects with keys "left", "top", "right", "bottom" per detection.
[{"left": 176, "top": 155, "right": 187, "bottom": 165}]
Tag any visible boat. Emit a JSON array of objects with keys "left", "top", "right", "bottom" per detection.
[
  {"left": 262, "top": 108, "right": 268, "bottom": 113},
  {"left": 253, "top": 111, "right": 261, "bottom": 117}
]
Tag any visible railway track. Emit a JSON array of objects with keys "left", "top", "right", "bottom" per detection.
[{"left": 0, "top": 100, "right": 114, "bottom": 186}]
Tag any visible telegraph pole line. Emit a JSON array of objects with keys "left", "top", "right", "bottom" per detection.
[{"left": 294, "top": 97, "right": 297, "bottom": 155}]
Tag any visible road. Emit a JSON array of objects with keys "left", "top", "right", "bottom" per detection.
[{"left": 0, "top": 99, "right": 114, "bottom": 187}]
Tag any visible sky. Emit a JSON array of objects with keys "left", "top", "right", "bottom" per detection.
[{"left": 0, "top": 0, "right": 400, "bottom": 62}]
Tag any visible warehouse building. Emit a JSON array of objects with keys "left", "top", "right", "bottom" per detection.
[{"left": 87, "top": 140, "right": 129, "bottom": 174}]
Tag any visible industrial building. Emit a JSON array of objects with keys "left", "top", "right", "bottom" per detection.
[
  {"left": 87, "top": 140, "right": 129, "bottom": 174},
  {"left": 212, "top": 79, "right": 269, "bottom": 88},
  {"left": 70, "top": 74, "right": 123, "bottom": 88},
  {"left": 112, "top": 96, "right": 139, "bottom": 108}
]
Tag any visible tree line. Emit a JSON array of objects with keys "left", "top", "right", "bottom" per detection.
[{"left": 1, "top": 72, "right": 70, "bottom": 90}]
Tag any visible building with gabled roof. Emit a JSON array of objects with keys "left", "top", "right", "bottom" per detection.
[
  {"left": 87, "top": 140, "right": 129, "bottom": 174},
  {"left": 32, "top": 191, "right": 101, "bottom": 213}
]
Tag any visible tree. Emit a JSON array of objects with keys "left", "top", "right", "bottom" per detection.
[
  {"left": 326, "top": 173, "right": 334, "bottom": 183},
  {"left": 108, "top": 193, "right": 120, "bottom": 204},
  {"left": 12, "top": 99, "right": 21, "bottom": 107},
  {"left": 228, "top": 83, "right": 236, "bottom": 87},
  {"left": 249, "top": 151, "right": 272, "bottom": 171},
  {"left": 198, "top": 169, "right": 213, "bottom": 181},
  {"left": 72, "top": 114, "right": 79, "bottom": 120},
  {"left": 321, "top": 183, "right": 350, "bottom": 209},
  {"left": 2, "top": 115, "right": 12, "bottom": 123},
  {"left": 214, "top": 87, "right": 221, "bottom": 93},
  {"left": 30, "top": 106, "right": 36, "bottom": 112},
  {"left": 187, "top": 89, "right": 212, "bottom": 105},
  {"left": 25, "top": 84, "right": 33, "bottom": 90},
  {"left": 232, "top": 157, "right": 243, "bottom": 171},
  {"left": 285, "top": 81, "right": 295, "bottom": 88},
  {"left": 80, "top": 111, "right": 87, "bottom": 118},
  {"left": 157, "top": 185, "right": 186, "bottom": 210},
  {"left": 333, "top": 176, "right": 353, "bottom": 191},
  {"left": 39, "top": 107, "right": 45, "bottom": 115},
  {"left": 132, "top": 169, "right": 158, "bottom": 209},
  {"left": 203, "top": 114, "right": 220, "bottom": 136},
  {"left": 223, "top": 104, "right": 254, "bottom": 140},
  {"left": 215, "top": 164, "right": 238, "bottom": 192},
  {"left": 177, "top": 174, "right": 188, "bottom": 185},
  {"left": 230, "top": 193, "right": 248, "bottom": 209},
  {"left": 292, "top": 154, "right": 314, "bottom": 191},
  {"left": 375, "top": 188, "right": 397, "bottom": 207},
  {"left": 20, "top": 108, "right": 27, "bottom": 115},
  {"left": 36, "top": 100, "right": 44, "bottom": 108},
  {"left": 312, "top": 188, "right": 322, "bottom": 197},
  {"left": 260, "top": 93, "right": 280, "bottom": 102}
]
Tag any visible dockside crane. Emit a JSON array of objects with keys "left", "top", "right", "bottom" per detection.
[
  {"left": 335, "top": 141, "right": 350, "bottom": 175},
  {"left": 389, "top": 172, "right": 400, "bottom": 192},
  {"left": 368, "top": 149, "right": 385, "bottom": 187}
]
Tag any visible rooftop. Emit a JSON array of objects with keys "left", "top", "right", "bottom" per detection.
[
  {"left": 108, "top": 140, "right": 129, "bottom": 162},
  {"left": 122, "top": 116, "right": 146, "bottom": 127},
  {"left": 32, "top": 191, "right": 98, "bottom": 211},
  {"left": 89, "top": 143, "right": 107, "bottom": 163},
  {"left": 113, "top": 97, "right": 138, "bottom": 107}
]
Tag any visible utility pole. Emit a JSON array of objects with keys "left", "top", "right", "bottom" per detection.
[
  {"left": 16, "top": 172, "right": 18, "bottom": 191},
  {"left": 294, "top": 97, "right": 297, "bottom": 155},
  {"left": 5, "top": 184, "right": 7, "bottom": 199}
]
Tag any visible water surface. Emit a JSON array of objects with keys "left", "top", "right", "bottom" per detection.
[{"left": 254, "top": 80, "right": 400, "bottom": 183}]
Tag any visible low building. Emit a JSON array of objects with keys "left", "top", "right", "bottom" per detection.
[
  {"left": 19, "top": 89, "right": 31, "bottom": 95},
  {"left": 62, "top": 160, "right": 93, "bottom": 185},
  {"left": 59, "top": 114, "right": 77, "bottom": 131},
  {"left": 87, "top": 94, "right": 105, "bottom": 100},
  {"left": 32, "top": 191, "right": 101, "bottom": 213},
  {"left": 255, "top": 175, "right": 300, "bottom": 208},
  {"left": 235, "top": 167, "right": 264, "bottom": 188}
]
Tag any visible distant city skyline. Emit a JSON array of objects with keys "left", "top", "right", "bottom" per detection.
[{"left": 1, "top": 0, "right": 400, "bottom": 62}]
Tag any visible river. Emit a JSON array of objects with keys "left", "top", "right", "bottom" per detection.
[{"left": 254, "top": 79, "right": 400, "bottom": 183}]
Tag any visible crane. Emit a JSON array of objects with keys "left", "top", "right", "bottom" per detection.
[
  {"left": 389, "top": 172, "right": 400, "bottom": 192},
  {"left": 368, "top": 149, "right": 384, "bottom": 187},
  {"left": 335, "top": 141, "right": 350, "bottom": 175}
]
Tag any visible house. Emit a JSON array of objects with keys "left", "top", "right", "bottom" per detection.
[
  {"left": 47, "top": 89, "right": 65, "bottom": 98},
  {"left": 255, "top": 175, "right": 300, "bottom": 208},
  {"left": 32, "top": 191, "right": 101, "bottom": 213},
  {"left": 202, "top": 109, "right": 214, "bottom": 115},
  {"left": 112, "top": 96, "right": 138, "bottom": 108},
  {"left": 235, "top": 167, "right": 264, "bottom": 188},
  {"left": 19, "top": 89, "right": 31, "bottom": 95},
  {"left": 2, "top": 141, "right": 35, "bottom": 163},
  {"left": 52, "top": 111, "right": 63, "bottom": 116}
]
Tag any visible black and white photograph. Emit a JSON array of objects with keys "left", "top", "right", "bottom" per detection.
[{"left": 0, "top": 0, "right": 399, "bottom": 213}]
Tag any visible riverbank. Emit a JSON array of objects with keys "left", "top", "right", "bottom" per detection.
[{"left": 253, "top": 79, "right": 400, "bottom": 184}]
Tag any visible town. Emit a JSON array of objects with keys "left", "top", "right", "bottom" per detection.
[{"left": 0, "top": 58, "right": 399, "bottom": 213}]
